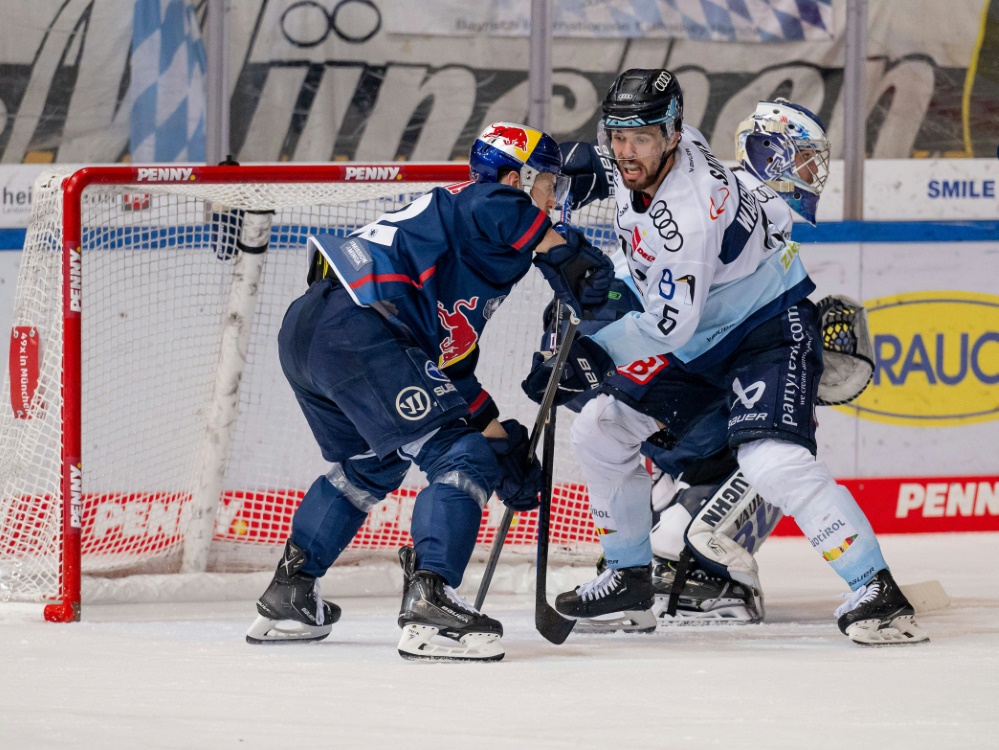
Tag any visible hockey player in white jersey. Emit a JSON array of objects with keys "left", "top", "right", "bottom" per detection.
[
  {"left": 523, "top": 70, "right": 926, "bottom": 645},
  {"left": 638, "top": 99, "right": 875, "bottom": 627}
]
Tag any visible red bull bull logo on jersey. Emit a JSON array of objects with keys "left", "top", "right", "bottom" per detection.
[
  {"left": 438, "top": 297, "right": 479, "bottom": 367},
  {"left": 479, "top": 122, "right": 541, "bottom": 161}
]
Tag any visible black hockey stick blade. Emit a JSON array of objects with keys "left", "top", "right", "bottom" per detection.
[
  {"left": 537, "top": 605, "right": 575, "bottom": 644},
  {"left": 535, "top": 411, "right": 575, "bottom": 645}
]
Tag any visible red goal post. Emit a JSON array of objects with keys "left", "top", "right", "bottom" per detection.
[{"left": 0, "top": 164, "right": 606, "bottom": 622}]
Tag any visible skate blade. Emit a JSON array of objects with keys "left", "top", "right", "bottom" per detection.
[
  {"left": 845, "top": 615, "right": 930, "bottom": 646},
  {"left": 397, "top": 624, "right": 505, "bottom": 662},
  {"left": 652, "top": 594, "right": 758, "bottom": 625},
  {"left": 572, "top": 609, "right": 658, "bottom": 634},
  {"left": 245, "top": 615, "right": 332, "bottom": 645}
]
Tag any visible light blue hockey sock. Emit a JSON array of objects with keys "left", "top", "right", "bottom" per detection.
[{"left": 795, "top": 485, "right": 888, "bottom": 590}]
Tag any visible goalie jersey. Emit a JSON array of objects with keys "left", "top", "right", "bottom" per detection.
[
  {"left": 308, "top": 181, "right": 551, "bottom": 421},
  {"left": 588, "top": 125, "right": 814, "bottom": 371}
]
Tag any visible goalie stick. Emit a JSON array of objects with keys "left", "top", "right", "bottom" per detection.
[{"left": 473, "top": 309, "right": 581, "bottom": 612}]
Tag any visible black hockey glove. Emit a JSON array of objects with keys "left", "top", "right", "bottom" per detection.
[
  {"left": 521, "top": 336, "right": 618, "bottom": 407},
  {"left": 486, "top": 419, "right": 542, "bottom": 511},
  {"left": 559, "top": 141, "right": 615, "bottom": 210},
  {"left": 533, "top": 224, "right": 614, "bottom": 317}
]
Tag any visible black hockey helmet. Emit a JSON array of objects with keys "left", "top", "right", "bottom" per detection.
[{"left": 601, "top": 68, "right": 684, "bottom": 140}]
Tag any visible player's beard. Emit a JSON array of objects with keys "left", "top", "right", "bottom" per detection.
[{"left": 617, "top": 152, "right": 669, "bottom": 194}]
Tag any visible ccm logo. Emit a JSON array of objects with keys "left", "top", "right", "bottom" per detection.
[
  {"left": 136, "top": 167, "right": 195, "bottom": 182},
  {"left": 345, "top": 166, "right": 402, "bottom": 181}
]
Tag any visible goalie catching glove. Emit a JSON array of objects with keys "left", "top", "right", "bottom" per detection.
[
  {"left": 486, "top": 419, "right": 543, "bottom": 511},
  {"left": 521, "top": 336, "right": 617, "bottom": 407},
  {"left": 533, "top": 222, "right": 614, "bottom": 317}
]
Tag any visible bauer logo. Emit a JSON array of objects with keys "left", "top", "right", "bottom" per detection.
[
  {"left": 344, "top": 166, "right": 402, "bottom": 181},
  {"left": 135, "top": 167, "right": 195, "bottom": 182},
  {"left": 834, "top": 291, "right": 999, "bottom": 426}
]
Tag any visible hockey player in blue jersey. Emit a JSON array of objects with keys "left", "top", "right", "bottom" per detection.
[
  {"left": 246, "top": 122, "right": 614, "bottom": 661},
  {"left": 523, "top": 70, "right": 926, "bottom": 645}
]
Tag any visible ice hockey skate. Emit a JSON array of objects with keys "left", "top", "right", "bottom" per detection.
[
  {"left": 651, "top": 556, "right": 763, "bottom": 624},
  {"left": 396, "top": 546, "right": 504, "bottom": 662},
  {"left": 246, "top": 540, "right": 341, "bottom": 645},
  {"left": 835, "top": 569, "right": 929, "bottom": 645},
  {"left": 556, "top": 565, "right": 657, "bottom": 634}
]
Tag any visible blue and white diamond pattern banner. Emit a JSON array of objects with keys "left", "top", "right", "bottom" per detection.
[
  {"left": 129, "top": 0, "right": 207, "bottom": 163},
  {"left": 385, "top": 0, "right": 833, "bottom": 42}
]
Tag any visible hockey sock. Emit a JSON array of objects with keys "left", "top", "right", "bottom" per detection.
[
  {"left": 291, "top": 475, "right": 368, "bottom": 577},
  {"left": 794, "top": 484, "right": 888, "bottom": 590},
  {"left": 410, "top": 483, "right": 483, "bottom": 589}
]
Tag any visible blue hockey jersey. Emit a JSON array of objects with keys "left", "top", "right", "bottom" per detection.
[{"left": 309, "top": 181, "right": 551, "bottom": 420}]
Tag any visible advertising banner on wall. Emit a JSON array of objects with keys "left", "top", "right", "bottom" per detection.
[
  {"left": 382, "top": 0, "right": 835, "bottom": 42},
  {"left": 0, "top": 0, "right": 997, "bottom": 166}
]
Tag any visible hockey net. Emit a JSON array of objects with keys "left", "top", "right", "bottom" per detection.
[{"left": 0, "top": 164, "right": 620, "bottom": 620}]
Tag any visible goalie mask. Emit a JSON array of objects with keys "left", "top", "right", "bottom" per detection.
[
  {"left": 470, "top": 122, "right": 570, "bottom": 208},
  {"left": 735, "top": 99, "right": 830, "bottom": 225}
]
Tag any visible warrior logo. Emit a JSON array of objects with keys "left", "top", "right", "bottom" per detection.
[
  {"left": 438, "top": 297, "right": 480, "bottom": 367},
  {"left": 396, "top": 387, "right": 432, "bottom": 421}
]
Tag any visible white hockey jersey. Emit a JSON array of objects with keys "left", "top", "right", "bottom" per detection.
[{"left": 589, "top": 126, "right": 814, "bottom": 370}]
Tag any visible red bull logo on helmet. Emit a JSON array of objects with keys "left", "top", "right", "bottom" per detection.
[
  {"left": 479, "top": 122, "right": 542, "bottom": 162},
  {"left": 438, "top": 297, "right": 480, "bottom": 367}
]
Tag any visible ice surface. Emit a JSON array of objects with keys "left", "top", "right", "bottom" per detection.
[{"left": 1, "top": 533, "right": 997, "bottom": 749}]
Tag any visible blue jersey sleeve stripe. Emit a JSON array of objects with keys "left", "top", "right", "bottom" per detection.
[{"left": 511, "top": 209, "right": 548, "bottom": 251}]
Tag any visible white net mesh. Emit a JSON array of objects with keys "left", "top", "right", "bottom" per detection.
[{"left": 0, "top": 167, "right": 621, "bottom": 606}]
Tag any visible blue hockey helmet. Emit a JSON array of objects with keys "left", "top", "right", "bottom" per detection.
[
  {"left": 735, "top": 99, "right": 830, "bottom": 225},
  {"left": 469, "top": 122, "right": 567, "bottom": 203}
]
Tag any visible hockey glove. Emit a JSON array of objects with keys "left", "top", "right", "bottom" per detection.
[
  {"left": 533, "top": 224, "right": 615, "bottom": 316},
  {"left": 559, "top": 141, "right": 615, "bottom": 210},
  {"left": 486, "top": 419, "right": 542, "bottom": 511},
  {"left": 521, "top": 336, "right": 617, "bottom": 407}
]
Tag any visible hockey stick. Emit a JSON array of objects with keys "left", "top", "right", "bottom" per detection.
[
  {"left": 473, "top": 311, "right": 580, "bottom": 611},
  {"left": 534, "top": 383, "right": 576, "bottom": 644}
]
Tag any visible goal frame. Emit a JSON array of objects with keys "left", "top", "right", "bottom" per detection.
[{"left": 50, "top": 163, "right": 470, "bottom": 623}]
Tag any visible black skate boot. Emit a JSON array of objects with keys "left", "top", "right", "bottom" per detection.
[
  {"left": 556, "top": 564, "right": 657, "bottom": 633},
  {"left": 651, "top": 555, "right": 763, "bottom": 624},
  {"left": 245, "top": 540, "right": 341, "bottom": 645},
  {"left": 396, "top": 546, "right": 504, "bottom": 661},
  {"left": 835, "top": 568, "right": 929, "bottom": 645}
]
